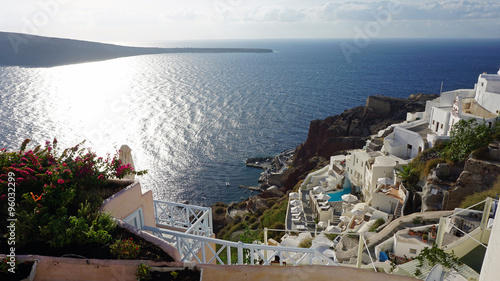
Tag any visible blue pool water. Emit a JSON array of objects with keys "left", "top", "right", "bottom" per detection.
[{"left": 327, "top": 187, "right": 352, "bottom": 202}]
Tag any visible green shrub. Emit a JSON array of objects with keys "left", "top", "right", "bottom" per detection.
[
  {"left": 368, "top": 218, "right": 385, "bottom": 232},
  {"left": 271, "top": 222, "right": 285, "bottom": 230},
  {"left": 266, "top": 198, "right": 277, "bottom": 207},
  {"left": 237, "top": 201, "right": 247, "bottom": 209},
  {"left": 412, "top": 216, "right": 424, "bottom": 225},
  {"left": 459, "top": 177, "right": 500, "bottom": 210},
  {"left": 136, "top": 263, "right": 152, "bottom": 281},
  {"left": 298, "top": 237, "right": 312, "bottom": 248},
  {"left": 446, "top": 119, "right": 493, "bottom": 162},
  {"left": 214, "top": 206, "right": 226, "bottom": 215},
  {"left": 324, "top": 233, "right": 338, "bottom": 241},
  {"left": 248, "top": 216, "right": 257, "bottom": 224},
  {"left": 250, "top": 221, "right": 260, "bottom": 230},
  {"left": 423, "top": 158, "right": 447, "bottom": 177},
  {"left": 260, "top": 200, "right": 287, "bottom": 228},
  {"left": 471, "top": 146, "right": 490, "bottom": 159}
]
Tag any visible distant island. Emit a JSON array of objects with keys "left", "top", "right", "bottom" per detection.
[{"left": 0, "top": 31, "right": 273, "bottom": 67}]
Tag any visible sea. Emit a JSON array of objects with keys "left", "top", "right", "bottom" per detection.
[{"left": 1, "top": 38, "right": 500, "bottom": 206}]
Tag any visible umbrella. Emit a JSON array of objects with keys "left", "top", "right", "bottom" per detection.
[
  {"left": 352, "top": 209, "right": 365, "bottom": 217},
  {"left": 291, "top": 206, "right": 302, "bottom": 213},
  {"left": 290, "top": 200, "right": 301, "bottom": 207},
  {"left": 353, "top": 203, "right": 369, "bottom": 213},
  {"left": 339, "top": 216, "right": 351, "bottom": 223},
  {"left": 289, "top": 192, "right": 300, "bottom": 199},
  {"left": 316, "top": 193, "right": 331, "bottom": 201},
  {"left": 313, "top": 186, "right": 325, "bottom": 193},
  {"left": 318, "top": 221, "right": 328, "bottom": 228},
  {"left": 341, "top": 194, "right": 358, "bottom": 203},
  {"left": 323, "top": 249, "right": 336, "bottom": 258},
  {"left": 324, "top": 225, "right": 342, "bottom": 233},
  {"left": 377, "top": 177, "right": 393, "bottom": 185}
]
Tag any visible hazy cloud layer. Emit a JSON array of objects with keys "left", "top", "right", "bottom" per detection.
[{"left": 0, "top": 0, "right": 499, "bottom": 41}]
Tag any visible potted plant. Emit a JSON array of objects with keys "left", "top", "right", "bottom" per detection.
[{"left": 422, "top": 234, "right": 428, "bottom": 242}]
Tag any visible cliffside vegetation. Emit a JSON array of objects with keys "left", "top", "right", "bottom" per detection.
[{"left": 440, "top": 119, "right": 495, "bottom": 162}]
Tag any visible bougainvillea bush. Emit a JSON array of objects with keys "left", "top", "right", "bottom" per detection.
[{"left": 0, "top": 138, "right": 147, "bottom": 248}]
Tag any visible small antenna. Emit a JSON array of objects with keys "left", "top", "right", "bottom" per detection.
[{"left": 440, "top": 81, "right": 443, "bottom": 95}]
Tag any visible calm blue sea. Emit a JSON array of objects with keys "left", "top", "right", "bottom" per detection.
[{"left": 1, "top": 39, "right": 499, "bottom": 206}]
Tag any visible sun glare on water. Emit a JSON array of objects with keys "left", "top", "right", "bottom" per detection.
[{"left": 40, "top": 57, "right": 145, "bottom": 152}]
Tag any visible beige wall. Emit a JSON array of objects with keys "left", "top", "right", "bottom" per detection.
[
  {"left": 198, "top": 264, "right": 418, "bottom": 281},
  {"left": 11, "top": 255, "right": 184, "bottom": 281},
  {"left": 101, "top": 181, "right": 155, "bottom": 228}
]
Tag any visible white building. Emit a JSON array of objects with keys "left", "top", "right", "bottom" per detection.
[
  {"left": 382, "top": 69, "right": 500, "bottom": 160},
  {"left": 345, "top": 149, "right": 408, "bottom": 201}
]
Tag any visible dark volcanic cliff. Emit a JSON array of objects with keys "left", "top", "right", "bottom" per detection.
[{"left": 284, "top": 94, "right": 438, "bottom": 189}]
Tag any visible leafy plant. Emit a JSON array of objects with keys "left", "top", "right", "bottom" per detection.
[
  {"left": 395, "top": 164, "right": 418, "bottom": 188},
  {"left": 298, "top": 237, "right": 312, "bottom": 248},
  {"left": 369, "top": 218, "right": 385, "bottom": 232},
  {"left": 0, "top": 138, "right": 147, "bottom": 248},
  {"left": 412, "top": 216, "right": 423, "bottom": 225},
  {"left": 413, "top": 245, "right": 463, "bottom": 277},
  {"left": 445, "top": 119, "right": 493, "bottom": 162},
  {"left": 324, "top": 233, "right": 339, "bottom": 241},
  {"left": 110, "top": 237, "right": 141, "bottom": 259},
  {"left": 136, "top": 263, "right": 152, "bottom": 281},
  {"left": 170, "top": 271, "right": 179, "bottom": 279}
]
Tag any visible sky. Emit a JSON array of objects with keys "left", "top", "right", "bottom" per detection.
[{"left": 0, "top": 0, "right": 499, "bottom": 43}]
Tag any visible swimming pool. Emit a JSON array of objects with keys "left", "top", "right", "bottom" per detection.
[{"left": 327, "top": 187, "right": 352, "bottom": 202}]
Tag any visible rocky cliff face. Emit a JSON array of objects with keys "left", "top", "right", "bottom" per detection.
[
  {"left": 283, "top": 94, "right": 437, "bottom": 189},
  {"left": 421, "top": 157, "right": 500, "bottom": 211}
]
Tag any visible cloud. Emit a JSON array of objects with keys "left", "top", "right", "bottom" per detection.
[
  {"left": 249, "top": 6, "right": 306, "bottom": 22},
  {"left": 313, "top": 1, "right": 500, "bottom": 22}
]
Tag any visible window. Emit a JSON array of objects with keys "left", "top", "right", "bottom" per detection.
[
  {"left": 481, "top": 82, "right": 484, "bottom": 87},
  {"left": 409, "top": 249, "right": 417, "bottom": 254},
  {"left": 124, "top": 207, "right": 144, "bottom": 230},
  {"left": 440, "top": 124, "right": 444, "bottom": 129},
  {"left": 432, "top": 120, "right": 435, "bottom": 124}
]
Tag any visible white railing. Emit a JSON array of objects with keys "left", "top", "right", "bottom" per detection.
[
  {"left": 144, "top": 226, "right": 338, "bottom": 266},
  {"left": 153, "top": 200, "right": 213, "bottom": 237}
]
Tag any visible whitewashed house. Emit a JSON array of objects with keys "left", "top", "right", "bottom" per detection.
[
  {"left": 382, "top": 69, "right": 500, "bottom": 159},
  {"left": 345, "top": 148, "right": 407, "bottom": 201}
]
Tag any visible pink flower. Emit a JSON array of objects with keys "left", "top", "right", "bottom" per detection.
[
  {"left": 57, "top": 179, "right": 65, "bottom": 184},
  {"left": 63, "top": 163, "right": 67, "bottom": 167},
  {"left": 98, "top": 175, "right": 104, "bottom": 180},
  {"left": 46, "top": 170, "right": 53, "bottom": 175}
]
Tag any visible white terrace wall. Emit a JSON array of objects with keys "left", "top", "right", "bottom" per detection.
[
  {"left": 480, "top": 202, "right": 500, "bottom": 281},
  {"left": 101, "top": 181, "right": 156, "bottom": 229}
]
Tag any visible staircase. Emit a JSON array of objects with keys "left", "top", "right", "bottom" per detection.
[
  {"left": 394, "top": 202, "right": 403, "bottom": 219},
  {"left": 331, "top": 215, "right": 341, "bottom": 225}
]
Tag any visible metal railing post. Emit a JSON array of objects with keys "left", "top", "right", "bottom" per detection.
[{"left": 237, "top": 241, "right": 244, "bottom": 265}]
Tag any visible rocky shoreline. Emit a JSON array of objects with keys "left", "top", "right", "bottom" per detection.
[{"left": 242, "top": 149, "right": 294, "bottom": 192}]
